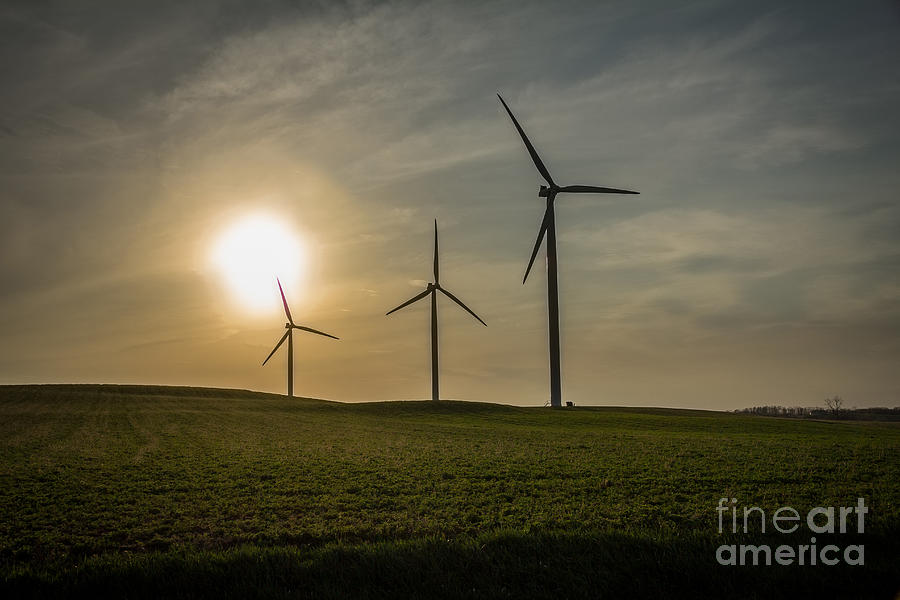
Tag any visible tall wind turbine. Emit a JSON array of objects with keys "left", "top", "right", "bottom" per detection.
[
  {"left": 497, "top": 94, "right": 639, "bottom": 408},
  {"left": 262, "top": 278, "right": 339, "bottom": 398},
  {"left": 386, "top": 220, "right": 487, "bottom": 401}
]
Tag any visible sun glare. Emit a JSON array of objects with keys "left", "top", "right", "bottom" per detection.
[{"left": 211, "top": 215, "right": 305, "bottom": 312}]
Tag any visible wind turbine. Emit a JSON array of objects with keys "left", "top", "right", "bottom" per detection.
[
  {"left": 262, "top": 278, "right": 339, "bottom": 398},
  {"left": 497, "top": 93, "right": 639, "bottom": 408},
  {"left": 386, "top": 220, "right": 487, "bottom": 401}
]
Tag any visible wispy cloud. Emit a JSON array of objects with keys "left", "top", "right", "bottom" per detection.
[{"left": 1, "top": 0, "right": 898, "bottom": 407}]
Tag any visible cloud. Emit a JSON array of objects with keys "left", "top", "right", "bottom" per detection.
[
  {"left": 1, "top": 0, "right": 899, "bottom": 407},
  {"left": 558, "top": 203, "right": 900, "bottom": 335}
]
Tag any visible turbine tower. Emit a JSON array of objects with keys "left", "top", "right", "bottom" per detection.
[
  {"left": 262, "top": 278, "right": 339, "bottom": 398},
  {"left": 497, "top": 94, "right": 639, "bottom": 408},
  {"left": 386, "top": 220, "right": 487, "bottom": 401}
]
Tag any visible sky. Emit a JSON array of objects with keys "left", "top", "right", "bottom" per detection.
[{"left": 1, "top": 0, "right": 899, "bottom": 409}]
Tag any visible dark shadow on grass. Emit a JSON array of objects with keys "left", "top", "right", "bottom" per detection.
[{"left": 4, "top": 530, "right": 898, "bottom": 600}]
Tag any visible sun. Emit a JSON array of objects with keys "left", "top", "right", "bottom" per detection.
[{"left": 211, "top": 214, "right": 305, "bottom": 312}]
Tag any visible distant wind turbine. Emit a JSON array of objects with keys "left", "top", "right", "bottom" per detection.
[
  {"left": 497, "top": 93, "right": 639, "bottom": 408},
  {"left": 262, "top": 278, "right": 339, "bottom": 398},
  {"left": 386, "top": 220, "right": 487, "bottom": 401}
]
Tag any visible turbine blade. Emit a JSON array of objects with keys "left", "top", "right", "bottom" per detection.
[
  {"left": 433, "top": 219, "right": 439, "bottom": 285},
  {"left": 293, "top": 325, "right": 339, "bottom": 340},
  {"left": 559, "top": 185, "right": 639, "bottom": 195},
  {"left": 262, "top": 330, "right": 290, "bottom": 366},
  {"left": 386, "top": 288, "right": 432, "bottom": 316},
  {"left": 438, "top": 287, "right": 487, "bottom": 326},
  {"left": 523, "top": 203, "right": 553, "bottom": 284},
  {"left": 497, "top": 94, "right": 555, "bottom": 187},
  {"left": 277, "top": 278, "right": 295, "bottom": 325}
]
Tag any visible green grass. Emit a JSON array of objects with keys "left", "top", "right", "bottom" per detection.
[{"left": 1, "top": 384, "right": 898, "bottom": 598}]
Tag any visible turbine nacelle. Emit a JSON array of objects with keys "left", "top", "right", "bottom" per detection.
[{"left": 538, "top": 185, "right": 555, "bottom": 198}]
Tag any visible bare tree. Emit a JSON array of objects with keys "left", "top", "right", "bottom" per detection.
[{"left": 824, "top": 395, "right": 844, "bottom": 417}]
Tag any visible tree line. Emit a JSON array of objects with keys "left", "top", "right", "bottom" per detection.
[{"left": 735, "top": 397, "right": 900, "bottom": 421}]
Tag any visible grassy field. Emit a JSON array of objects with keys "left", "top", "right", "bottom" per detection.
[{"left": 1, "top": 384, "right": 898, "bottom": 598}]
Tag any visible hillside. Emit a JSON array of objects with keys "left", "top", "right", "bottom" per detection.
[{"left": 1, "top": 385, "right": 898, "bottom": 598}]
